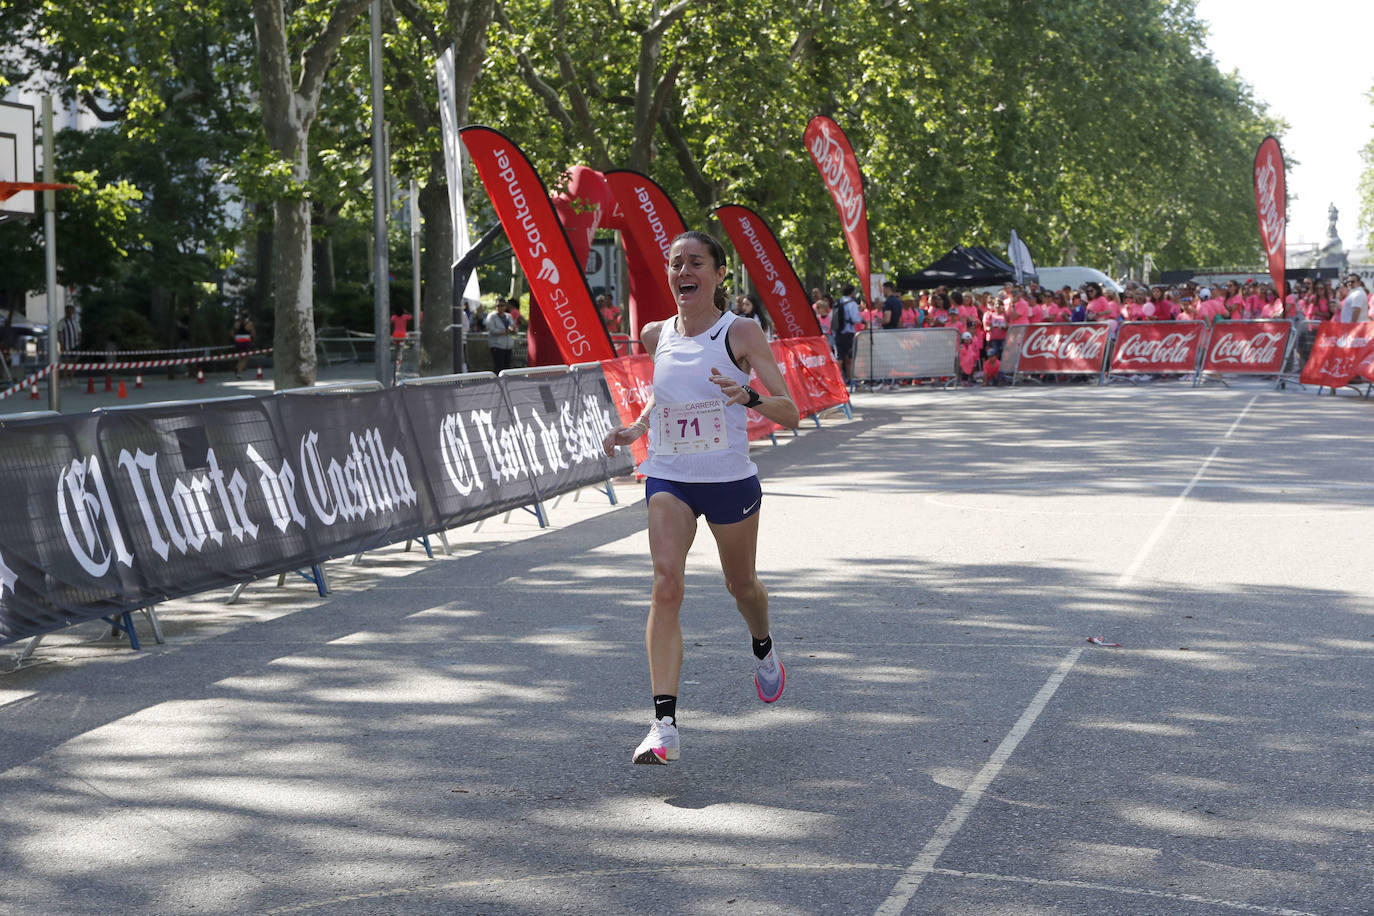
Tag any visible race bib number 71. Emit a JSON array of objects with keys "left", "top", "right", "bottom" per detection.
[{"left": 658, "top": 399, "right": 727, "bottom": 454}]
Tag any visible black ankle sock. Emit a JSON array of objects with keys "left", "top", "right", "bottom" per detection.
[
  {"left": 752, "top": 634, "right": 772, "bottom": 660},
  {"left": 654, "top": 694, "right": 677, "bottom": 723}
]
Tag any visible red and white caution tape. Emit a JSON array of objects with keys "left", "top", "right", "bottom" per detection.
[
  {"left": 56, "top": 348, "right": 273, "bottom": 372},
  {"left": 0, "top": 364, "right": 53, "bottom": 401},
  {"left": 62, "top": 345, "right": 238, "bottom": 358}
]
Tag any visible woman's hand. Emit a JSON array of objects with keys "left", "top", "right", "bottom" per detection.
[
  {"left": 602, "top": 421, "right": 647, "bottom": 456},
  {"left": 709, "top": 366, "right": 751, "bottom": 406}
]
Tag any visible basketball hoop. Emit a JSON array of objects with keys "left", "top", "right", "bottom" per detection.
[{"left": 0, "top": 181, "right": 76, "bottom": 203}]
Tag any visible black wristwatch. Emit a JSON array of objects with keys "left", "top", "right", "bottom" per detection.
[{"left": 741, "top": 385, "right": 763, "bottom": 408}]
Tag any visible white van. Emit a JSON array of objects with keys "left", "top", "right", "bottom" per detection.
[{"left": 1032, "top": 266, "right": 1122, "bottom": 294}]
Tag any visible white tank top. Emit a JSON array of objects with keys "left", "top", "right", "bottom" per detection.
[{"left": 636, "top": 310, "right": 758, "bottom": 483}]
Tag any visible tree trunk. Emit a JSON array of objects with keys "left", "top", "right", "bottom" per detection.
[
  {"left": 314, "top": 204, "right": 338, "bottom": 302},
  {"left": 273, "top": 185, "right": 316, "bottom": 389},
  {"left": 417, "top": 164, "right": 453, "bottom": 376},
  {"left": 251, "top": 0, "right": 369, "bottom": 389}
]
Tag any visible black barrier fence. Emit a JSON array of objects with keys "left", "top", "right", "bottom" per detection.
[{"left": 0, "top": 368, "right": 633, "bottom": 646}]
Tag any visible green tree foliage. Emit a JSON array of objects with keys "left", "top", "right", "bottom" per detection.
[
  {"left": 0, "top": 0, "right": 258, "bottom": 343},
  {"left": 3, "top": 0, "right": 1283, "bottom": 362}
]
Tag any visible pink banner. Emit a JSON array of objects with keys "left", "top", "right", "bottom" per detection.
[
  {"left": 1016, "top": 323, "right": 1111, "bottom": 375},
  {"left": 1201, "top": 321, "right": 1290, "bottom": 374},
  {"left": 805, "top": 116, "right": 871, "bottom": 302},
  {"left": 1300, "top": 322, "right": 1374, "bottom": 388},
  {"left": 716, "top": 205, "right": 823, "bottom": 339},
  {"left": 1254, "top": 136, "right": 1286, "bottom": 295},
  {"left": 461, "top": 126, "right": 616, "bottom": 364},
  {"left": 1110, "top": 321, "right": 1205, "bottom": 375}
]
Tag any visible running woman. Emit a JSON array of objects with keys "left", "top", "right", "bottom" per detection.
[{"left": 602, "top": 230, "right": 801, "bottom": 765}]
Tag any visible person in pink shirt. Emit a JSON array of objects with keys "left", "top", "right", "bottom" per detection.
[
  {"left": 900, "top": 296, "right": 920, "bottom": 328},
  {"left": 984, "top": 299, "right": 1008, "bottom": 356},
  {"left": 1085, "top": 283, "right": 1113, "bottom": 320},
  {"left": 1222, "top": 281, "right": 1244, "bottom": 315},
  {"left": 928, "top": 292, "right": 950, "bottom": 329},
  {"left": 1010, "top": 289, "right": 1032, "bottom": 325},
  {"left": 958, "top": 332, "right": 980, "bottom": 385}
]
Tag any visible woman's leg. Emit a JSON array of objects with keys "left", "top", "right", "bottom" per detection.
[
  {"left": 646, "top": 491, "right": 698, "bottom": 696},
  {"left": 707, "top": 511, "right": 768, "bottom": 639}
]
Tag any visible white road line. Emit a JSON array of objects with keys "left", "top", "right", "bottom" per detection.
[
  {"left": 1116, "top": 392, "right": 1260, "bottom": 587},
  {"left": 1224, "top": 392, "right": 1261, "bottom": 439},
  {"left": 1115, "top": 445, "right": 1221, "bottom": 587},
  {"left": 874, "top": 646, "right": 1083, "bottom": 916}
]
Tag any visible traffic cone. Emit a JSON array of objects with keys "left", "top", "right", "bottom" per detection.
[
  {"left": 135, "top": 373, "right": 143, "bottom": 389},
  {"left": 116, "top": 380, "right": 128, "bottom": 399},
  {"left": 104, "top": 374, "right": 112, "bottom": 392},
  {"left": 256, "top": 366, "right": 263, "bottom": 379},
  {"left": 196, "top": 368, "right": 205, "bottom": 384},
  {"left": 29, "top": 381, "right": 39, "bottom": 399},
  {"left": 86, "top": 376, "right": 95, "bottom": 394}
]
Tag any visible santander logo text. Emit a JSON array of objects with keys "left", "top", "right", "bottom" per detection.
[{"left": 1209, "top": 331, "right": 1283, "bottom": 366}]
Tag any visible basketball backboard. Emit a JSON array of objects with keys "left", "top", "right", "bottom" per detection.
[{"left": 0, "top": 100, "right": 36, "bottom": 223}]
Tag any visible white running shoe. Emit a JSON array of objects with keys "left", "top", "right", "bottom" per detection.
[
  {"left": 755, "top": 647, "right": 786, "bottom": 703},
  {"left": 632, "top": 717, "right": 680, "bottom": 765}
]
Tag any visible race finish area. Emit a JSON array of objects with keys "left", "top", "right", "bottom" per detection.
[{"left": 2, "top": 380, "right": 1370, "bottom": 915}]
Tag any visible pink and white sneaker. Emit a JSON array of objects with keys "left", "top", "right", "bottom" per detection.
[
  {"left": 632, "top": 717, "right": 680, "bottom": 765},
  {"left": 754, "top": 648, "right": 785, "bottom": 703}
]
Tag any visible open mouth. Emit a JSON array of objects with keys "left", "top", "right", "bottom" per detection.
[{"left": 677, "top": 282, "right": 698, "bottom": 295}]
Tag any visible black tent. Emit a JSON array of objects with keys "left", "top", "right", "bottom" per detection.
[{"left": 896, "top": 245, "right": 1025, "bottom": 291}]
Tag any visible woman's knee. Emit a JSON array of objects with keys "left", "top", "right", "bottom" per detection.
[
  {"left": 723, "top": 572, "right": 763, "bottom": 601},
  {"left": 651, "top": 564, "right": 686, "bottom": 607}
]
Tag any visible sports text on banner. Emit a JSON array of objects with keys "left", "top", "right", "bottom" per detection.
[{"left": 460, "top": 125, "right": 615, "bottom": 364}]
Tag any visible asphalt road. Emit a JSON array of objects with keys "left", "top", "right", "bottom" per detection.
[{"left": 2, "top": 377, "right": 1371, "bottom": 915}]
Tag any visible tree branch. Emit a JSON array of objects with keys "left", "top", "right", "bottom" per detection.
[
  {"left": 298, "top": 0, "right": 372, "bottom": 111},
  {"left": 555, "top": 50, "right": 613, "bottom": 167},
  {"left": 659, "top": 107, "right": 716, "bottom": 211}
]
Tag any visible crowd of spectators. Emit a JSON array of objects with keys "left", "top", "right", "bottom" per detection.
[{"left": 807, "top": 273, "right": 1370, "bottom": 386}]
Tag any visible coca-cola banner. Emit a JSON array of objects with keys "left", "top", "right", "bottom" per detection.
[
  {"left": 1201, "top": 321, "right": 1291, "bottom": 375},
  {"left": 604, "top": 170, "right": 687, "bottom": 339},
  {"left": 774, "top": 337, "right": 849, "bottom": 415},
  {"left": 1299, "top": 321, "right": 1374, "bottom": 388},
  {"left": 1109, "top": 321, "right": 1205, "bottom": 375},
  {"left": 716, "top": 205, "right": 823, "bottom": 339},
  {"left": 1015, "top": 323, "right": 1111, "bottom": 376},
  {"left": 599, "top": 354, "right": 656, "bottom": 466},
  {"left": 460, "top": 126, "right": 616, "bottom": 363},
  {"left": 1254, "top": 136, "right": 1287, "bottom": 295},
  {"left": 0, "top": 374, "right": 632, "bottom": 647},
  {"left": 851, "top": 328, "right": 959, "bottom": 382},
  {"left": 805, "top": 116, "right": 872, "bottom": 302}
]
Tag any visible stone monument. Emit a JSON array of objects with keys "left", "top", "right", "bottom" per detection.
[{"left": 1312, "top": 203, "right": 1348, "bottom": 273}]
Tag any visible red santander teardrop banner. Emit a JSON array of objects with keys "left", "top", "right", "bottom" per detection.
[
  {"left": 460, "top": 126, "right": 616, "bottom": 363},
  {"left": 805, "top": 115, "right": 872, "bottom": 302},
  {"left": 715, "top": 204, "right": 822, "bottom": 339},
  {"left": 1253, "top": 136, "right": 1286, "bottom": 295},
  {"left": 603, "top": 169, "right": 687, "bottom": 336}
]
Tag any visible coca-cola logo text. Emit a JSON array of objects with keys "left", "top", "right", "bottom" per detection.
[
  {"left": 1022, "top": 325, "right": 1107, "bottom": 363},
  {"left": 1115, "top": 330, "right": 1199, "bottom": 367},
  {"left": 1209, "top": 330, "right": 1283, "bottom": 366},
  {"left": 808, "top": 122, "right": 864, "bottom": 234},
  {"left": 1255, "top": 150, "right": 1285, "bottom": 258}
]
